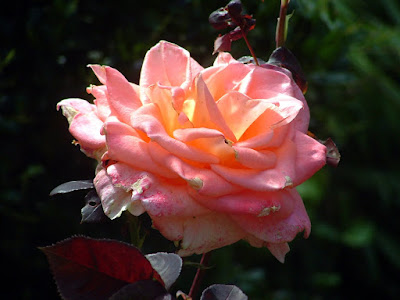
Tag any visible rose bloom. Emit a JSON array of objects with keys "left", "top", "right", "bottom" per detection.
[{"left": 58, "top": 41, "right": 326, "bottom": 262}]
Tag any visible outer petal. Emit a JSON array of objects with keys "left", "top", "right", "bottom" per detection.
[
  {"left": 201, "top": 62, "right": 252, "bottom": 102},
  {"left": 237, "top": 66, "right": 310, "bottom": 133},
  {"left": 87, "top": 85, "right": 111, "bottom": 121},
  {"left": 293, "top": 131, "right": 327, "bottom": 186},
  {"left": 104, "top": 66, "right": 142, "bottom": 124},
  {"left": 140, "top": 183, "right": 210, "bottom": 217},
  {"left": 140, "top": 41, "right": 203, "bottom": 94},
  {"left": 150, "top": 213, "right": 246, "bottom": 256},
  {"left": 57, "top": 99, "right": 106, "bottom": 157},
  {"left": 230, "top": 188, "right": 311, "bottom": 244},
  {"left": 94, "top": 167, "right": 133, "bottom": 219},
  {"left": 247, "top": 236, "right": 290, "bottom": 263},
  {"left": 195, "top": 190, "right": 293, "bottom": 218}
]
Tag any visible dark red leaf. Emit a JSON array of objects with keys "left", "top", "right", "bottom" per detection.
[
  {"left": 213, "top": 27, "right": 243, "bottom": 54},
  {"left": 266, "top": 47, "right": 308, "bottom": 94},
  {"left": 200, "top": 284, "right": 248, "bottom": 300},
  {"left": 209, "top": 0, "right": 256, "bottom": 55},
  {"left": 49, "top": 180, "right": 94, "bottom": 196},
  {"left": 209, "top": 8, "right": 231, "bottom": 30},
  {"left": 40, "top": 236, "right": 164, "bottom": 300},
  {"left": 81, "top": 190, "right": 109, "bottom": 223}
]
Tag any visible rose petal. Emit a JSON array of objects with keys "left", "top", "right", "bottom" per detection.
[
  {"left": 201, "top": 62, "right": 252, "bottom": 102},
  {"left": 103, "top": 121, "right": 176, "bottom": 178},
  {"left": 150, "top": 213, "right": 245, "bottom": 256},
  {"left": 197, "top": 190, "right": 293, "bottom": 217},
  {"left": 237, "top": 66, "right": 310, "bottom": 133},
  {"left": 216, "top": 91, "right": 275, "bottom": 141},
  {"left": 184, "top": 75, "right": 236, "bottom": 142},
  {"left": 140, "top": 41, "right": 203, "bottom": 94},
  {"left": 232, "top": 146, "right": 277, "bottom": 170},
  {"left": 148, "top": 143, "right": 242, "bottom": 197},
  {"left": 145, "top": 83, "right": 181, "bottom": 135},
  {"left": 131, "top": 104, "right": 220, "bottom": 164},
  {"left": 94, "top": 167, "right": 133, "bottom": 219},
  {"left": 140, "top": 183, "right": 210, "bottom": 217},
  {"left": 104, "top": 66, "right": 142, "bottom": 124},
  {"left": 173, "top": 128, "right": 224, "bottom": 142},
  {"left": 57, "top": 99, "right": 105, "bottom": 155},
  {"left": 230, "top": 189, "right": 311, "bottom": 244},
  {"left": 87, "top": 85, "right": 111, "bottom": 121},
  {"left": 213, "top": 52, "right": 238, "bottom": 66},
  {"left": 212, "top": 138, "right": 297, "bottom": 191},
  {"left": 244, "top": 235, "right": 291, "bottom": 263},
  {"left": 88, "top": 64, "right": 107, "bottom": 84},
  {"left": 293, "top": 131, "right": 327, "bottom": 185}
]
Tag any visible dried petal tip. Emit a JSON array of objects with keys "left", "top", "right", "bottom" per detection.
[{"left": 320, "top": 138, "right": 341, "bottom": 167}]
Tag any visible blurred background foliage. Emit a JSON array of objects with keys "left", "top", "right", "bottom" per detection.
[{"left": 1, "top": 0, "right": 399, "bottom": 299}]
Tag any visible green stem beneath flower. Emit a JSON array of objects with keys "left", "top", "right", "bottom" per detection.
[
  {"left": 188, "top": 252, "right": 212, "bottom": 299},
  {"left": 276, "top": 0, "right": 290, "bottom": 48},
  {"left": 125, "top": 213, "right": 146, "bottom": 249}
]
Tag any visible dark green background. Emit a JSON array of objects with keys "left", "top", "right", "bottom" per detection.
[{"left": 2, "top": 0, "right": 400, "bottom": 299}]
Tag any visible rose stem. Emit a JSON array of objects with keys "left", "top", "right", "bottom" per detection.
[
  {"left": 188, "top": 252, "right": 212, "bottom": 299},
  {"left": 241, "top": 31, "right": 260, "bottom": 66},
  {"left": 276, "top": 0, "right": 289, "bottom": 48}
]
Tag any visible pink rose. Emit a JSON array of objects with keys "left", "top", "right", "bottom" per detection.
[{"left": 58, "top": 41, "right": 326, "bottom": 262}]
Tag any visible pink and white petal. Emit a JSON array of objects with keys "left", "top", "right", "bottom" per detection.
[
  {"left": 216, "top": 91, "right": 276, "bottom": 141},
  {"left": 58, "top": 99, "right": 105, "bottom": 152},
  {"left": 213, "top": 52, "right": 238, "bottom": 66},
  {"left": 237, "top": 66, "right": 310, "bottom": 133},
  {"left": 173, "top": 127, "right": 224, "bottom": 142},
  {"left": 103, "top": 121, "right": 176, "bottom": 178},
  {"left": 145, "top": 84, "right": 181, "bottom": 135},
  {"left": 131, "top": 104, "right": 220, "bottom": 164},
  {"left": 236, "top": 96, "right": 302, "bottom": 143},
  {"left": 105, "top": 163, "right": 157, "bottom": 216},
  {"left": 212, "top": 138, "right": 297, "bottom": 191},
  {"left": 140, "top": 183, "right": 210, "bottom": 217},
  {"left": 87, "top": 85, "right": 111, "bottom": 121},
  {"left": 140, "top": 41, "right": 203, "bottom": 90},
  {"left": 231, "top": 188, "right": 311, "bottom": 244},
  {"left": 150, "top": 213, "right": 245, "bottom": 256},
  {"left": 201, "top": 62, "right": 252, "bottom": 102},
  {"left": 57, "top": 98, "right": 96, "bottom": 122},
  {"left": 88, "top": 64, "right": 107, "bottom": 84},
  {"left": 266, "top": 242, "right": 291, "bottom": 263},
  {"left": 293, "top": 131, "right": 327, "bottom": 186},
  {"left": 197, "top": 190, "right": 293, "bottom": 217},
  {"left": 233, "top": 147, "right": 277, "bottom": 170},
  {"left": 184, "top": 75, "right": 236, "bottom": 142},
  {"left": 94, "top": 168, "right": 133, "bottom": 219},
  {"left": 104, "top": 66, "right": 142, "bottom": 124},
  {"left": 244, "top": 235, "right": 291, "bottom": 263},
  {"left": 148, "top": 143, "right": 242, "bottom": 197},
  {"left": 106, "top": 162, "right": 155, "bottom": 193}
]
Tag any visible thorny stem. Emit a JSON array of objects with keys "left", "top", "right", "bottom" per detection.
[
  {"left": 276, "top": 0, "right": 290, "bottom": 48},
  {"left": 188, "top": 252, "right": 212, "bottom": 299}
]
